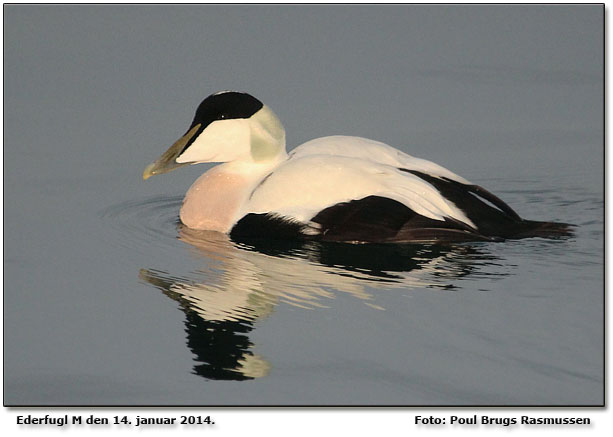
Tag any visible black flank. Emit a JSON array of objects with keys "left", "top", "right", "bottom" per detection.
[
  {"left": 230, "top": 185, "right": 572, "bottom": 244},
  {"left": 231, "top": 214, "right": 308, "bottom": 241},
  {"left": 231, "top": 196, "right": 496, "bottom": 244},
  {"left": 311, "top": 196, "right": 493, "bottom": 243}
]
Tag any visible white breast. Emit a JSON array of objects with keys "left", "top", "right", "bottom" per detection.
[
  {"left": 180, "top": 160, "right": 284, "bottom": 232},
  {"left": 180, "top": 166, "right": 251, "bottom": 232}
]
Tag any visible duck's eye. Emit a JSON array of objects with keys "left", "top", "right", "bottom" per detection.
[{"left": 219, "top": 113, "right": 227, "bottom": 119}]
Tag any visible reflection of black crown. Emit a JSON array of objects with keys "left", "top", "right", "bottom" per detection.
[
  {"left": 185, "top": 311, "right": 257, "bottom": 381},
  {"left": 140, "top": 268, "right": 265, "bottom": 381}
]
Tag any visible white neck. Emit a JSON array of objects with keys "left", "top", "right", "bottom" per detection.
[{"left": 248, "top": 105, "right": 287, "bottom": 162}]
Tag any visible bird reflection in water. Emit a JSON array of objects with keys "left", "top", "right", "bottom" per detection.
[{"left": 140, "top": 225, "right": 504, "bottom": 381}]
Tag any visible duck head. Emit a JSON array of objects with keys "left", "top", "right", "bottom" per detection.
[{"left": 143, "top": 91, "right": 286, "bottom": 180}]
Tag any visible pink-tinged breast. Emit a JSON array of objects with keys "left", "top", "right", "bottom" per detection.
[{"left": 179, "top": 167, "right": 250, "bottom": 232}]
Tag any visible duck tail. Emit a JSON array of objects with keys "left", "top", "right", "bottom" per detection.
[{"left": 510, "top": 220, "right": 575, "bottom": 239}]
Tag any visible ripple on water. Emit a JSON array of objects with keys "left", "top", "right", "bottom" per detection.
[{"left": 99, "top": 195, "right": 184, "bottom": 254}]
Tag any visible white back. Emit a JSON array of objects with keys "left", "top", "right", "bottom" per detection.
[
  {"left": 289, "top": 136, "right": 471, "bottom": 185},
  {"left": 243, "top": 154, "right": 475, "bottom": 228}
]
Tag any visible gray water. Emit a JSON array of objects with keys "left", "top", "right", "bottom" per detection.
[{"left": 3, "top": 5, "right": 603, "bottom": 405}]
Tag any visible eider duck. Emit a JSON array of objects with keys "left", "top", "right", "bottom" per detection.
[{"left": 143, "top": 91, "right": 571, "bottom": 243}]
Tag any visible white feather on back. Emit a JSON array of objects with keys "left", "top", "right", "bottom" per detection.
[
  {"left": 289, "top": 136, "right": 471, "bottom": 185},
  {"left": 243, "top": 153, "right": 475, "bottom": 228}
]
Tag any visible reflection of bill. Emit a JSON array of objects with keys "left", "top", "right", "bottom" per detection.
[{"left": 140, "top": 227, "right": 502, "bottom": 380}]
